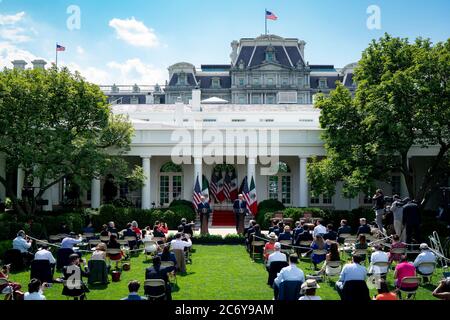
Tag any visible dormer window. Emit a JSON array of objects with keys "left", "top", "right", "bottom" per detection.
[
  {"left": 177, "top": 72, "right": 187, "bottom": 86},
  {"left": 265, "top": 46, "right": 276, "bottom": 62},
  {"left": 211, "top": 78, "right": 221, "bottom": 89},
  {"left": 318, "top": 78, "right": 328, "bottom": 89}
]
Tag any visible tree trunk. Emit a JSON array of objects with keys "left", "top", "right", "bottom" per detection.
[{"left": 0, "top": 175, "right": 26, "bottom": 216}]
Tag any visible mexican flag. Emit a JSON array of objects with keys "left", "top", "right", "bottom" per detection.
[
  {"left": 248, "top": 176, "right": 258, "bottom": 217},
  {"left": 216, "top": 171, "right": 226, "bottom": 203},
  {"left": 202, "top": 175, "right": 210, "bottom": 202}
]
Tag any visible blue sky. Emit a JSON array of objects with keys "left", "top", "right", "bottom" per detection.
[{"left": 0, "top": 0, "right": 449, "bottom": 84}]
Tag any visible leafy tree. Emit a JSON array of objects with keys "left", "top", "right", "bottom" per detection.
[
  {"left": 308, "top": 34, "right": 450, "bottom": 205},
  {"left": 0, "top": 65, "right": 144, "bottom": 215}
]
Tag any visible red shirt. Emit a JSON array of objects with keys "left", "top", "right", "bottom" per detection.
[
  {"left": 158, "top": 225, "right": 169, "bottom": 234},
  {"left": 395, "top": 262, "right": 417, "bottom": 288},
  {"left": 375, "top": 292, "right": 398, "bottom": 300}
]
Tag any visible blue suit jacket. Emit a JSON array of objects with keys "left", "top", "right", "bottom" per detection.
[{"left": 233, "top": 200, "right": 248, "bottom": 214}]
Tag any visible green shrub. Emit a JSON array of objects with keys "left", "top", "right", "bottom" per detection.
[
  {"left": 256, "top": 199, "right": 285, "bottom": 227},
  {"left": 112, "top": 198, "right": 134, "bottom": 208}
]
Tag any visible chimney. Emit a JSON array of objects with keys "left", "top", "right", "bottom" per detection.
[
  {"left": 298, "top": 41, "right": 306, "bottom": 59},
  {"left": 174, "top": 97, "right": 184, "bottom": 126},
  {"left": 11, "top": 60, "right": 27, "bottom": 70},
  {"left": 31, "top": 59, "right": 47, "bottom": 70},
  {"left": 192, "top": 88, "right": 201, "bottom": 112}
]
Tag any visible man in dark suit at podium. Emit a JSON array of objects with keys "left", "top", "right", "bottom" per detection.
[
  {"left": 197, "top": 196, "right": 212, "bottom": 235},
  {"left": 233, "top": 194, "right": 249, "bottom": 234}
]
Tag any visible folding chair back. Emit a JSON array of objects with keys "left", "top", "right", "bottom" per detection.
[
  {"left": 325, "top": 260, "right": 342, "bottom": 278},
  {"left": 267, "top": 261, "right": 288, "bottom": 286},
  {"left": 49, "top": 235, "right": 61, "bottom": 243},
  {"left": 88, "top": 240, "right": 101, "bottom": 248},
  {"left": 144, "top": 279, "right": 166, "bottom": 300},
  {"left": 390, "top": 247, "right": 407, "bottom": 255},
  {"left": 299, "top": 241, "right": 312, "bottom": 247},
  {"left": 251, "top": 241, "right": 265, "bottom": 261},
  {"left": 153, "top": 237, "right": 166, "bottom": 244},
  {"left": 417, "top": 261, "right": 436, "bottom": 275},
  {"left": 30, "top": 260, "right": 53, "bottom": 283},
  {"left": 353, "top": 249, "right": 368, "bottom": 257},
  {"left": 82, "top": 233, "right": 95, "bottom": 240},
  {"left": 398, "top": 277, "right": 420, "bottom": 300},
  {"left": 4, "top": 249, "right": 24, "bottom": 271},
  {"left": 160, "top": 261, "right": 175, "bottom": 269},
  {"left": 100, "top": 236, "right": 110, "bottom": 242},
  {"left": 87, "top": 259, "right": 109, "bottom": 285}
]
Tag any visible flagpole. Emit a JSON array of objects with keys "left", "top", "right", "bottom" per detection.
[
  {"left": 265, "top": 9, "right": 267, "bottom": 35},
  {"left": 55, "top": 43, "right": 58, "bottom": 69}
]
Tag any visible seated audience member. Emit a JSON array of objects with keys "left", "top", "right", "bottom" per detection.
[
  {"left": 62, "top": 254, "right": 90, "bottom": 300},
  {"left": 153, "top": 225, "right": 166, "bottom": 239},
  {"left": 107, "top": 221, "right": 118, "bottom": 235},
  {"left": 107, "top": 234, "right": 124, "bottom": 262},
  {"left": 82, "top": 223, "right": 95, "bottom": 235},
  {"left": 313, "top": 219, "right": 327, "bottom": 237},
  {"left": 293, "top": 220, "right": 306, "bottom": 239},
  {"left": 335, "top": 255, "right": 367, "bottom": 298},
  {"left": 356, "top": 218, "right": 371, "bottom": 236},
  {"left": 278, "top": 226, "right": 293, "bottom": 241},
  {"left": 311, "top": 235, "right": 328, "bottom": 270},
  {"left": 159, "top": 245, "right": 178, "bottom": 268},
  {"left": 142, "top": 229, "right": 153, "bottom": 241},
  {"left": 268, "top": 220, "right": 278, "bottom": 234},
  {"left": 244, "top": 220, "right": 257, "bottom": 243},
  {"left": 323, "top": 224, "right": 338, "bottom": 242},
  {"left": 179, "top": 218, "right": 194, "bottom": 237},
  {"left": 394, "top": 255, "right": 419, "bottom": 299},
  {"left": 12, "top": 230, "right": 34, "bottom": 264},
  {"left": 353, "top": 234, "right": 369, "bottom": 260},
  {"left": 91, "top": 243, "right": 108, "bottom": 261},
  {"left": 273, "top": 222, "right": 284, "bottom": 237},
  {"left": 432, "top": 278, "right": 450, "bottom": 301},
  {"left": 34, "top": 244, "right": 56, "bottom": 276},
  {"left": 61, "top": 232, "right": 83, "bottom": 249},
  {"left": 295, "top": 225, "right": 314, "bottom": 254},
  {"left": 267, "top": 242, "right": 287, "bottom": 268},
  {"left": 264, "top": 233, "right": 278, "bottom": 261},
  {"left": 374, "top": 278, "right": 398, "bottom": 300},
  {"left": 131, "top": 221, "right": 142, "bottom": 239},
  {"left": 145, "top": 256, "right": 174, "bottom": 300},
  {"left": 299, "top": 279, "right": 321, "bottom": 300},
  {"left": 388, "top": 234, "right": 407, "bottom": 263},
  {"left": 273, "top": 254, "right": 305, "bottom": 299},
  {"left": 122, "top": 280, "right": 147, "bottom": 300},
  {"left": 368, "top": 245, "right": 389, "bottom": 275},
  {"left": 24, "top": 278, "right": 46, "bottom": 300},
  {"left": 0, "top": 264, "right": 22, "bottom": 299},
  {"left": 122, "top": 223, "right": 138, "bottom": 248},
  {"left": 100, "top": 224, "right": 110, "bottom": 237},
  {"left": 413, "top": 243, "right": 436, "bottom": 280},
  {"left": 318, "top": 241, "right": 340, "bottom": 275},
  {"left": 337, "top": 220, "right": 352, "bottom": 243},
  {"left": 158, "top": 221, "right": 169, "bottom": 234}
]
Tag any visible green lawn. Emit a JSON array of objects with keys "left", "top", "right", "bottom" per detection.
[{"left": 7, "top": 245, "right": 444, "bottom": 300}]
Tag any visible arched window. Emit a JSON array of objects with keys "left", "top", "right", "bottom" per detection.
[
  {"left": 268, "top": 162, "right": 292, "bottom": 205},
  {"left": 159, "top": 162, "right": 183, "bottom": 207}
]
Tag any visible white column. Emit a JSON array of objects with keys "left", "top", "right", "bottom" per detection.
[
  {"left": 194, "top": 157, "right": 202, "bottom": 191},
  {"left": 17, "top": 167, "right": 25, "bottom": 200},
  {"left": 91, "top": 178, "right": 101, "bottom": 209},
  {"left": 299, "top": 157, "right": 309, "bottom": 207},
  {"left": 0, "top": 154, "right": 5, "bottom": 201},
  {"left": 247, "top": 157, "right": 256, "bottom": 184},
  {"left": 141, "top": 157, "right": 152, "bottom": 209}
]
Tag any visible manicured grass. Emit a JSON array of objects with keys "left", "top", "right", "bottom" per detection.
[{"left": 7, "top": 245, "right": 444, "bottom": 300}]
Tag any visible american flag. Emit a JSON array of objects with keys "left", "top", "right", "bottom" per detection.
[
  {"left": 266, "top": 10, "right": 278, "bottom": 21},
  {"left": 56, "top": 44, "right": 66, "bottom": 52},
  {"left": 192, "top": 175, "right": 202, "bottom": 210},
  {"left": 242, "top": 176, "right": 251, "bottom": 212}
]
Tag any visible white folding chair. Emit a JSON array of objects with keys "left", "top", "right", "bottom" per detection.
[
  {"left": 324, "top": 260, "right": 342, "bottom": 280},
  {"left": 398, "top": 277, "right": 421, "bottom": 300},
  {"left": 144, "top": 279, "right": 167, "bottom": 300},
  {"left": 416, "top": 261, "right": 436, "bottom": 281}
]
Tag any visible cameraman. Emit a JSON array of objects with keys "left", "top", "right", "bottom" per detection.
[
  {"left": 391, "top": 195, "right": 406, "bottom": 241},
  {"left": 432, "top": 278, "right": 450, "bottom": 300},
  {"left": 372, "top": 189, "right": 386, "bottom": 232}
]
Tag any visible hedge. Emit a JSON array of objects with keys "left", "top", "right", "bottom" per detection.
[{"left": 90, "top": 204, "right": 196, "bottom": 231}]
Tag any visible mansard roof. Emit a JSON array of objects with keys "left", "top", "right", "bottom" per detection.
[
  {"left": 196, "top": 76, "right": 232, "bottom": 89},
  {"left": 236, "top": 44, "right": 304, "bottom": 69}
]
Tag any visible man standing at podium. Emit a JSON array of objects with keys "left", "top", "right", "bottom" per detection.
[
  {"left": 233, "top": 194, "right": 248, "bottom": 234},
  {"left": 197, "top": 196, "right": 212, "bottom": 235}
]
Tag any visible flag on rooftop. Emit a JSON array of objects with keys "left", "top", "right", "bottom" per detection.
[{"left": 266, "top": 10, "right": 278, "bottom": 21}]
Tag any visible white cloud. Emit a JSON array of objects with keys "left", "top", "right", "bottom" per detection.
[
  {"left": 65, "top": 58, "right": 167, "bottom": 85},
  {"left": 0, "top": 11, "right": 26, "bottom": 25},
  {"left": 0, "top": 11, "right": 32, "bottom": 43},
  {"left": 76, "top": 46, "right": 85, "bottom": 55},
  {"left": 109, "top": 17, "right": 160, "bottom": 48},
  {"left": 0, "top": 42, "right": 42, "bottom": 69}
]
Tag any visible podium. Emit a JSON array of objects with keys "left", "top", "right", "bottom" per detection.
[
  {"left": 200, "top": 210, "right": 209, "bottom": 235},
  {"left": 237, "top": 212, "right": 245, "bottom": 235}
]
